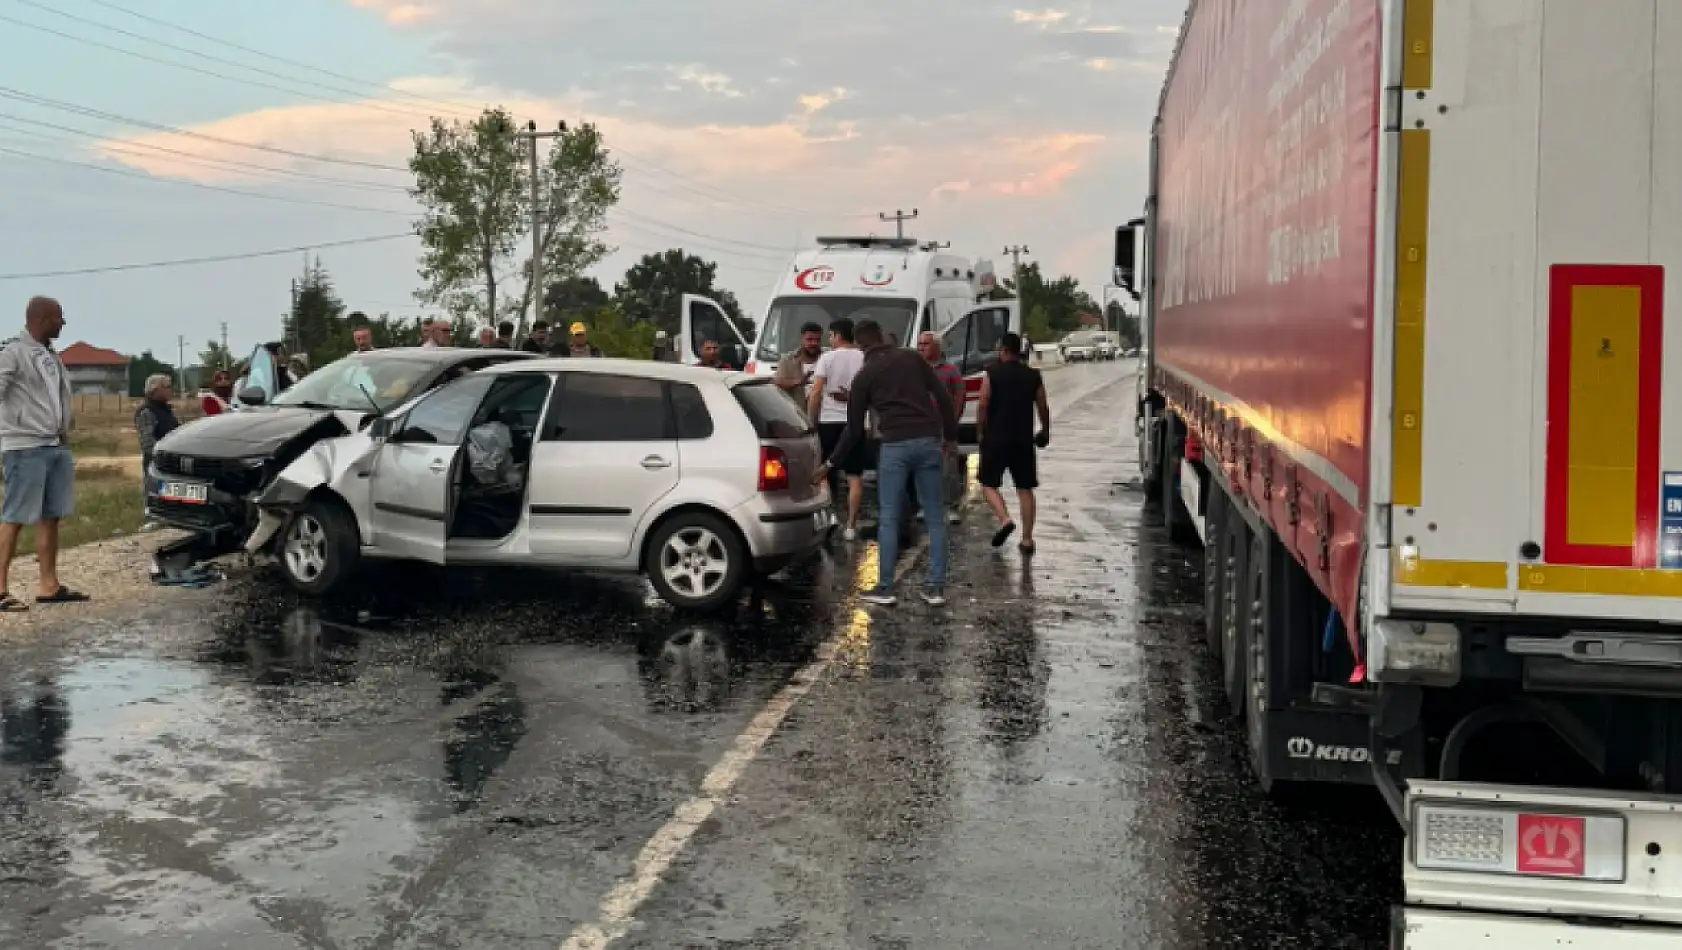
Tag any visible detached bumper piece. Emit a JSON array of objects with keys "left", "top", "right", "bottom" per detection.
[{"left": 149, "top": 528, "right": 238, "bottom": 587}]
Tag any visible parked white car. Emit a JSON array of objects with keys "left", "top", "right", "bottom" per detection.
[
  {"left": 1059, "top": 333, "right": 1098, "bottom": 362},
  {"left": 244, "top": 359, "right": 835, "bottom": 610}
]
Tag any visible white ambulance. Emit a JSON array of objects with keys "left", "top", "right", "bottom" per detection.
[{"left": 677, "top": 236, "right": 1019, "bottom": 448}]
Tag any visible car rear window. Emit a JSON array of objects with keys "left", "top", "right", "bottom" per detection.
[{"left": 732, "top": 380, "right": 813, "bottom": 439}]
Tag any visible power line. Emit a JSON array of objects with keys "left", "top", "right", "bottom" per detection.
[
  {"left": 78, "top": 0, "right": 498, "bottom": 119},
  {"left": 0, "top": 6, "right": 439, "bottom": 124},
  {"left": 0, "top": 143, "right": 415, "bottom": 216},
  {"left": 0, "top": 84, "right": 408, "bottom": 172},
  {"left": 0, "top": 232, "right": 414, "bottom": 280},
  {"left": 0, "top": 112, "right": 410, "bottom": 193}
]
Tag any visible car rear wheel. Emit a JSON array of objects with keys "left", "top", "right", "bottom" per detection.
[
  {"left": 279, "top": 497, "right": 359, "bottom": 596},
  {"left": 647, "top": 512, "right": 747, "bottom": 612}
]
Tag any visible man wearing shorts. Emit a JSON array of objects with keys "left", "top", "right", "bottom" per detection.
[
  {"left": 0, "top": 296, "right": 87, "bottom": 611},
  {"left": 807, "top": 317, "right": 865, "bottom": 539},
  {"left": 977, "top": 332, "right": 1050, "bottom": 555}
]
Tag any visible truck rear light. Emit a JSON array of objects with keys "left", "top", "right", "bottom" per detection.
[
  {"left": 1369, "top": 618, "right": 1462, "bottom": 686},
  {"left": 1413, "top": 802, "right": 1625, "bottom": 881},
  {"left": 758, "top": 446, "right": 789, "bottom": 492}
]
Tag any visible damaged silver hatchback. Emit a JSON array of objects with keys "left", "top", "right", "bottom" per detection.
[{"left": 245, "top": 358, "right": 835, "bottom": 611}]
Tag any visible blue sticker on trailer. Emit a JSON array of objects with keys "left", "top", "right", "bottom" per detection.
[{"left": 1660, "top": 473, "right": 1682, "bottom": 569}]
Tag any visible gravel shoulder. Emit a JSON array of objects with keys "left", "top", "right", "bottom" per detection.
[{"left": 0, "top": 528, "right": 226, "bottom": 634}]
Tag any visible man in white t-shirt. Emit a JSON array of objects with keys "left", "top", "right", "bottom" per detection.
[{"left": 806, "top": 317, "right": 866, "bottom": 539}]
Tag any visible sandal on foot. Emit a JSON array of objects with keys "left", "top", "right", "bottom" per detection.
[
  {"left": 991, "top": 522, "right": 1017, "bottom": 548},
  {"left": 1018, "top": 541, "right": 1036, "bottom": 555},
  {"left": 36, "top": 586, "right": 89, "bottom": 604},
  {"left": 0, "top": 592, "right": 28, "bottom": 612}
]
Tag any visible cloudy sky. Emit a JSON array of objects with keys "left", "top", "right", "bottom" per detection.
[{"left": 0, "top": 0, "right": 1182, "bottom": 360}]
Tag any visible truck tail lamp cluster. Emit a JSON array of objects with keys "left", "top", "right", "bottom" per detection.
[{"left": 1413, "top": 802, "right": 1625, "bottom": 882}]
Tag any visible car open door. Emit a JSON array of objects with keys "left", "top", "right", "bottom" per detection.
[
  {"left": 678, "top": 293, "right": 753, "bottom": 369},
  {"left": 942, "top": 300, "right": 1018, "bottom": 453},
  {"left": 366, "top": 375, "right": 492, "bottom": 563}
]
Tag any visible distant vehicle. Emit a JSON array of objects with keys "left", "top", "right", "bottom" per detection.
[
  {"left": 245, "top": 359, "right": 834, "bottom": 611},
  {"left": 1058, "top": 331, "right": 1101, "bottom": 362},
  {"left": 147, "top": 346, "right": 538, "bottom": 555}
]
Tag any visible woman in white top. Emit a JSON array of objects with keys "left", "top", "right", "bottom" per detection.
[{"left": 806, "top": 317, "right": 867, "bottom": 539}]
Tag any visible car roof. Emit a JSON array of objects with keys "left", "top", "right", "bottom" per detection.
[
  {"left": 346, "top": 346, "right": 543, "bottom": 364},
  {"left": 478, "top": 357, "right": 759, "bottom": 386}
]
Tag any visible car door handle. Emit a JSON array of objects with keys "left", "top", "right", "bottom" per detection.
[
  {"left": 641, "top": 455, "right": 672, "bottom": 470},
  {"left": 429, "top": 459, "right": 449, "bottom": 474}
]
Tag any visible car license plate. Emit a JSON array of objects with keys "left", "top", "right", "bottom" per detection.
[{"left": 159, "top": 480, "right": 209, "bottom": 504}]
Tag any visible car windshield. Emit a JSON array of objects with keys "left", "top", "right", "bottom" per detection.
[
  {"left": 754, "top": 296, "right": 918, "bottom": 362},
  {"left": 271, "top": 354, "right": 435, "bottom": 412}
]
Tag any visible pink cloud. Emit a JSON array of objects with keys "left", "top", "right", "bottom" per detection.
[{"left": 347, "top": 0, "right": 438, "bottom": 26}]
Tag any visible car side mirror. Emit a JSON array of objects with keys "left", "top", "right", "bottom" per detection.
[
  {"left": 237, "top": 386, "right": 267, "bottom": 407},
  {"left": 369, "top": 416, "right": 396, "bottom": 441}
]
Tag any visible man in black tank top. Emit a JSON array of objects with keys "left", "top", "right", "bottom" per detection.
[{"left": 977, "top": 332, "right": 1050, "bottom": 554}]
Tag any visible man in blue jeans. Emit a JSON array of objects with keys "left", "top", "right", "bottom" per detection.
[
  {"left": 0, "top": 296, "right": 86, "bottom": 611},
  {"left": 812, "top": 319, "right": 959, "bottom": 606}
]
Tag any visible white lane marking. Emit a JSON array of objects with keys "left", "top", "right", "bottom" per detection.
[{"left": 560, "top": 537, "right": 929, "bottom": 950}]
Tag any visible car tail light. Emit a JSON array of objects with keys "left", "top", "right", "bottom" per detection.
[
  {"left": 1412, "top": 802, "right": 1624, "bottom": 881},
  {"left": 745, "top": 360, "right": 757, "bottom": 374},
  {"left": 758, "top": 446, "right": 789, "bottom": 492}
]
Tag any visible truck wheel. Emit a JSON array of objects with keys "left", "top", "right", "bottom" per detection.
[
  {"left": 1138, "top": 411, "right": 1163, "bottom": 498},
  {"left": 1221, "top": 513, "right": 1252, "bottom": 720},
  {"left": 1202, "top": 486, "right": 1227, "bottom": 657},
  {"left": 279, "top": 497, "right": 359, "bottom": 596}
]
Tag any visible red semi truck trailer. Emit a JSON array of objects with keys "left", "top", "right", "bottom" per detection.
[{"left": 1117, "top": 0, "right": 1682, "bottom": 943}]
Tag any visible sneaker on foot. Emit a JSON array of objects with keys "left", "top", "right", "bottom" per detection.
[
  {"left": 920, "top": 588, "right": 947, "bottom": 606},
  {"left": 843, "top": 526, "right": 858, "bottom": 541},
  {"left": 860, "top": 589, "right": 897, "bottom": 606}
]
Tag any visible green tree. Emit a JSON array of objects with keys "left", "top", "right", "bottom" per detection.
[
  {"left": 1023, "top": 304, "right": 1053, "bottom": 346},
  {"left": 614, "top": 248, "right": 749, "bottom": 336},
  {"left": 410, "top": 109, "right": 622, "bottom": 335},
  {"left": 1014, "top": 262, "right": 1097, "bottom": 334},
  {"left": 283, "top": 258, "right": 353, "bottom": 370},
  {"left": 126, "top": 350, "right": 175, "bottom": 398},
  {"left": 199, "top": 340, "right": 234, "bottom": 371},
  {"left": 544, "top": 275, "right": 610, "bottom": 325},
  {"left": 579, "top": 303, "right": 658, "bottom": 359}
]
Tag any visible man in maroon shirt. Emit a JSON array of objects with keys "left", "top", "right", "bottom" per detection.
[{"left": 918, "top": 331, "right": 966, "bottom": 524}]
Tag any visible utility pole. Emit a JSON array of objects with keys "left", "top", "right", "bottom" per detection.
[
  {"left": 1003, "top": 244, "right": 1031, "bottom": 298},
  {"left": 219, "top": 321, "right": 229, "bottom": 368},
  {"left": 516, "top": 119, "right": 568, "bottom": 337},
  {"left": 175, "top": 335, "right": 185, "bottom": 395},
  {"left": 878, "top": 208, "right": 919, "bottom": 240}
]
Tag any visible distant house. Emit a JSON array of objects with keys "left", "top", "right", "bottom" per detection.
[
  {"left": 58, "top": 342, "right": 130, "bottom": 396},
  {"left": 1077, "top": 312, "right": 1102, "bottom": 327}
]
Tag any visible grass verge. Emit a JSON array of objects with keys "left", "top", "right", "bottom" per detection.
[{"left": 3, "top": 470, "right": 146, "bottom": 557}]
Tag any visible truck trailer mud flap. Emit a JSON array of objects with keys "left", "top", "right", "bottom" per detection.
[
  {"left": 1263, "top": 707, "right": 1422, "bottom": 786},
  {"left": 1394, "top": 907, "right": 1682, "bottom": 948}
]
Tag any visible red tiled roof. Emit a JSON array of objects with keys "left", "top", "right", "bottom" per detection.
[
  {"left": 1077, "top": 312, "right": 1101, "bottom": 326},
  {"left": 58, "top": 341, "right": 129, "bottom": 367}
]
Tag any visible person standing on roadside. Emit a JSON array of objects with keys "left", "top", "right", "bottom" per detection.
[
  {"left": 496, "top": 321, "right": 516, "bottom": 348},
  {"left": 0, "top": 296, "right": 85, "bottom": 610},
  {"left": 351, "top": 325, "right": 375, "bottom": 353},
  {"left": 807, "top": 318, "right": 865, "bottom": 540},
  {"left": 476, "top": 326, "right": 496, "bottom": 347},
  {"left": 521, "top": 321, "right": 551, "bottom": 354},
  {"left": 200, "top": 369, "right": 234, "bottom": 416},
  {"left": 774, "top": 322, "right": 824, "bottom": 404},
  {"left": 134, "top": 374, "right": 178, "bottom": 502},
  {"left": 917, "top": 330, "right": 967, "bottom": 524},
  {"left": 977, "top": 331, "right": 1051, "bottom": 555},
  {"left": 814, "top": 319, "right": 958, "bottom": 606},
  {"left": 559, "top": 322, "right": 604, "bottom": 358}
]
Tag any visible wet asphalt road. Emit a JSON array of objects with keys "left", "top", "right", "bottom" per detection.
[{"left": 0, "top": 360, "right": 1399, "bottom": 949}]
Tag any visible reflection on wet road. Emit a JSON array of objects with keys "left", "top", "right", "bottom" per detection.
[{"left": 0, "top": 361, "right": 1396, "bottom": 949}]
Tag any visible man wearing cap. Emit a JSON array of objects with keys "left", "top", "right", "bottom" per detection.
[{"left": 558, "top": 321, "right": 604, "bottom": 358}]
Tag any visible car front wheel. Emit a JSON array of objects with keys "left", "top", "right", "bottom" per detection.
[
  {"left": 646, "top": 512, "right": 747, "bottom": 611},
  {"left": 279, "top": 497, "right": 359, "bottom": 596}
]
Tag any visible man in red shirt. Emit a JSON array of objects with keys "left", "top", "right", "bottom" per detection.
[{"left": 918, "top": 331, "right": 966, "bottom": 524}]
